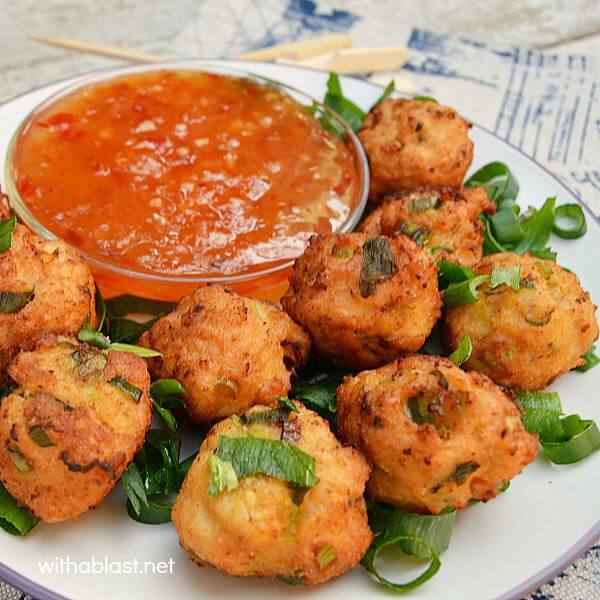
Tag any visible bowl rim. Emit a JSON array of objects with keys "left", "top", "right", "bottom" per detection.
[{"left": 3, "top": 59, "right": 370, "bottom": 284}]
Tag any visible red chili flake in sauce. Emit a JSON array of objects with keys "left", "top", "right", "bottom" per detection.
[{"left": 13, "top": 70, "right": 361, "bottom": 277}]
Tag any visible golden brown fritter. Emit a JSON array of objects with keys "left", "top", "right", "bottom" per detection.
[
  {"left": 443, "top": 252, "right": 599, "bottom": 390},
  {"left": 281, "top": 233, "right": 441, "bottom": 369},
  {"left": 172, "top": 402, "right": 372, "bottom": 585},
  {"left": 0, "top": 338, "right": 152, "bottom": 522},
  {"left": 336, "top": 354, "right": 537, "bottom": 515},
  {"left": 358, "top": 98, "right": 474, "bottom": 205},
  {"left": 0, "top": 206, "right": 96, "bottom": 383},
  {"left": 360, "top": 186, "right": 495, "bottom": 267},
  {"left": 140, "top": 284, "right": 310, "bottom": 423}
]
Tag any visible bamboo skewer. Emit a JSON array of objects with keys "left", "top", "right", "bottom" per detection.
[{"left": 28, "top": 33, "right": 415, "bottom": 88}]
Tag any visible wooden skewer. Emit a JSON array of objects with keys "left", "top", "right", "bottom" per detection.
[
  {"left": 29, "top": 33, "right": 353, "bottom": 63},
  {"left": 29, "top": 36, "right": 171, "bottom": 62}
]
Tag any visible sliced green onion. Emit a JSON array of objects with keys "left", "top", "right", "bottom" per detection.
[
  {"left": 126, "top": 497, "right": 173, "bottom": 525},
  {"left": 150, "top": 379, "right": 187, "bottom": 431},
  {"left": 277, "top": 396, "right": 299, "bottom": 413},
  {"left": 552, "top": 204, "right": 587, "bottom": 239},
  {"left": 121, "top": 462, "right": 148, "bottom": 517},
  {"left": 576, "top": 346, "right": 599, "bottom": 372},
  {"left": 323, "top": 73, "right": 365, "bottom": 132},
  {"left": 0, "top": 215, "right": 17, "bottom": 253},
  {"left": 515, "top": 197, "right": 556, "bottom": 255},
  {"left": 108, "top": 343, "right": 161, "bottom": 358},
  {"left": 449, "top": 335, "right": 472, "bottom": 366},
  {"left": 94, "top": 288, "right": 107, "bottom": 332},
  {"left": 362, "top": 503, "right": 455, "bottom": 591},
  {"left": 465, "top": 162, "right": 519, "bottom": 204},
  {"left": 0, "top": 291, "right": 34, "bottom": 314},
  {"left": 437, "top": 259, "right": 476, "bottom": 290},
  {"left": 104, "top": 295, "right": 176, "bottom": 318},
  {"left": 517, "top": 391, "right": 600, "bottom": 464},
  {"left": 370, "top": 80, "right": 395, "bottom": 109},
  {"left": 490, "top": 265, "right": 521, "bottom": 291},
  {"left": 443, "top": 275, "right": 490, "bottom": 308},
  {"left": 121, "top": 429, "right": 193, "bottom": 524},
  {"left": 28, "top": 426, "right": 56, "bottom": 448},
  {"left": 540, "top": 417, "right": 600, "bottom": 465},
  {"left": 208, "top": 455, "right": 239, "bottom": 497},
  {"left": 108, "top": 316, "right": 160, "bottom": 344},
  {"left": 208, "top": 436, "right": 318, "bottom": 497},
  {"left": 359, "top": 237, "right": 398, "bottom": 298},
  {"left": 290, "top": 378, "right": 339, "bottom": 420},
  {"left": 481, "top": 216, "right": 509, "bottom": 255},
  {"left": 489, "top": 207, "right": 523, "bottom": 244},
  {"left": 316, "top": 545, "right": 337, "bottom": 569},
  {"left": 78, "top": 321, "right": 111, "bottom": 349},
  {"left": 516, "top": 391, "right": 562, "bottom": 435},
  {"left": 0, "top": 482, "right": 38, "bottom": 536},
  {"left": 109, "top": 376, "right": 142, "bottom": 403},
  {"left": 413, "top": 96, "right": 438, "bottom": 103}
]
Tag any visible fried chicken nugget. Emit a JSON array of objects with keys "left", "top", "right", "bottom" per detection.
[
  {"left": 140, "top": 285, "right": 310, "bottom": 423},
  {"left": 358, "top": 98, "right": 474, "bottom": 204},
  {"left": 360, "top": 186, "right": 495, "bottom": 267},
  {"left": 336, "top": 355, "right": 538, "bottom": 515},
  {"left": 0, "top": 201, "right": 96, "bottom": 382},
  {"left": 281, "top": 233, "right": 441, "bottom": 369},
  {"left": 443, "top": 252, "right": 599, "bottom": 390},
  {"left": 0, "top": 338, "right": 152, "bottom": 522},
  {"left": 172, "top": 402, "right": 372, "bottom": 585}
]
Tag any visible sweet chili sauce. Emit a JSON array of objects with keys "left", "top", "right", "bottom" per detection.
[{"left": 12, "top": 70, "right": 362, "bottom": 301}]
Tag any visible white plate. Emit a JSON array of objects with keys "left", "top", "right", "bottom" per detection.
[{"left": 0, "top": 60, "right": 598, "bottom": 600}]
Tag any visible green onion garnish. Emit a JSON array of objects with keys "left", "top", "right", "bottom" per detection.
[
  {"left": 277, "top": 396, "right": 299, "bottom": 413},
  {"left": 359, "top": 237, "right": 398, "bottom": 298},
  {"left": 150, "top": 379, "right": 187, "bottom": 430},
  {"left": 207, "top": 436, "right": 318, "bottom": 497},
  {"left": 109, "top": 376, "right": 142, "bottom": 403},
  {"left": 413, "top": 96, "right": 438, "bottom": 103},
  {"left": 0, "top": 482, "right": 38, "bottom": 536},
  {"left": 517, "top": 391, "right": 600, "bottom": 464},
  {"left": 437, "top": 259, "right": 476, "bottom": 290},
  {"left": 465, "top": 162, "right": 519, "bottom": 204},
  {"left": 552, "top": 204, "right": 587, "bottom": 239},
  {"left": 443, "top": 275, "right": 489, "bottom": 308},
  {"left": 0, "top": 215, "right": 17, "bottom": 253},
  {"left": 121, "top": 429, "right": 195, "bottom": 524},
  {"left": 362, "top": 503, "right": 456, "bottom": 591},
  {"left": 490, "top": 265, "right": 521, "bottom": 291},
  {"left": 489, "top": 207, "right": 523, "bottom": 244},
  {"left": 576, "top": 346, "right": 599, "bottom": 372},
  {"left": 514, "top": 197, "right": 556, "bottom": 255},
  {"left": 28, "top": 425, "right": 56, "bottom": 448},
  {"left": 449, "top": 335, "right": 472, "bottom": 366},
  {"left": 0, "top": 291, "right": 34, "bottom": 314}
]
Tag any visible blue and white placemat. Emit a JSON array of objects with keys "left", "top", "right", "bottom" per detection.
[{"left": 162, "top": 0, "right": 600, "bottom": 220}]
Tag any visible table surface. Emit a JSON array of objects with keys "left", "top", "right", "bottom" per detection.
[{"left": 0, "top": 2, "right": 599, "bottom": 600}]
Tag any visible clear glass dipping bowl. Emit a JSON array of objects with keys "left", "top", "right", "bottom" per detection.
[{"left": 4, "top": 61, "right": 369, "bottom": 303}]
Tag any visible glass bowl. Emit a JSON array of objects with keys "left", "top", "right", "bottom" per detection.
[{"left": 3, "top": 61, "right": 369, "bottom": 303}]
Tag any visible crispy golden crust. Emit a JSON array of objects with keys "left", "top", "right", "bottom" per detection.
[
  {"left": 336, "top": 355, "right": 538, "bottom": 514},
  {"left": 172, "top": 403, "right": 372, "bottom": 585},
  {"left": 443, "top": 253, "right": 599, "bottom": 390},
  {"left": 0, "top": 220, "right": 96, "bottom": 382},
  {"left": 281, "top": 233, "right": 441, "bottom": 369},
  {"left": 360, "top": 186, "right": 495, "bottom": 267},
  {"left": 358, "top": 99, "right": 474, "bottom": 205},
  {"left": 0, "top": 339, "right": 152, "bottom": 522},
  {"left": 140, "top": 285, "right": 310, "bottom": 423}
]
